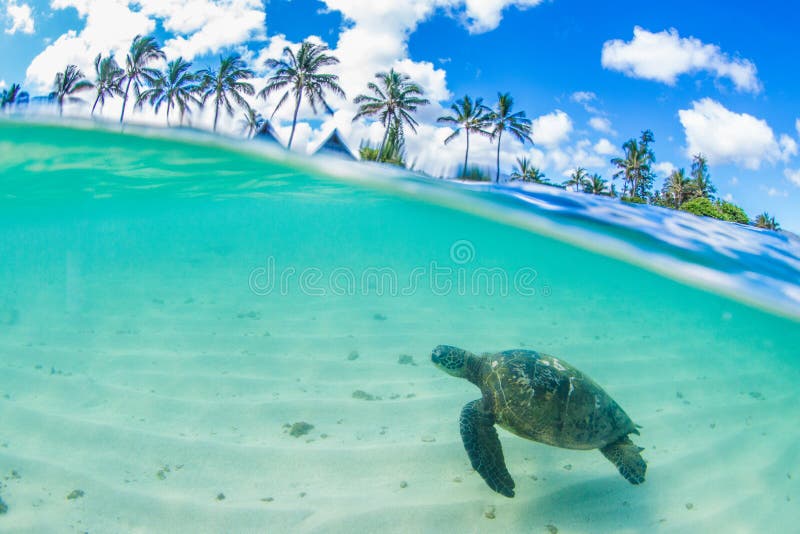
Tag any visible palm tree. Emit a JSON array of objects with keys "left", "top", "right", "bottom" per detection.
[
  {"left": 259, "top": 41, "right": 344, "bottom": 150},
  {"left": 437, "top": 95, "right": 491, "bottom": 177},
  {"left": 353, "top": 69, "right": 429, "bottom": 162},
  {"left": 138, "top": 58, "right": 199, "bottom": 126},
  {"left": 51, "top": 65, "right": 93, "bottom": 116},
  {"left": 662, "top": 168, "right": 691, "bottom": 208},
  {"left": 91, "top": 53, "right": 124, "bottom": 116},
  {"left": 509, "top": 157, "right": 547, "bottom": 183},
  {"left": 487, "top": 92, "right": 533, "bottom": 182},
  {"left": 611, "top": 130, "right": 655, "bottom": 199},
  {"left": 583, "top": 173, "right": 610, "bottom": 195},
  {"left": 120, "top": 35, "right": 165, "bottom": 124},
  {"left": 200, "top": 54, "right": 255, "bottom": 132},
  {"left": 563, "top": 167, "right": 588, "bottom": 191},
  {"left": 240, "top": 107, "right": 265, "bottom": 138},
  {"left": 1, "top": 83, "right": 28, "bottom": 109},
  {"left": 690, "top": 153, "right": 716, "bottom": 199},
  {"left": 754, "top": 212, "right": 780, "bottom": 231}
]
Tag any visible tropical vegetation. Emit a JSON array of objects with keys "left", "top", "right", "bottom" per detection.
[
  {"left": 120, "top": 35, "right": 165, "bottom": 124},
  {"left": 437, "top": 95, "right": 491, "bottom": 177},
  {"left": 509, "top": 157, "right": 547, "bottom": 184},
  {"left": 51, "top": 64, "right": 93, "bottom": 116},
  {"left": 91, "top": 53, "right": 124, "bottom": 116},
  {"left": 199, "top": 54, "right": 255, "bottom": 132},
  {"left": 138, "top": 57, "right": 199, "bottom": 126},
  {"left": 1, "top": 31, "right": 784, "bottom": 232},
  {"left": 486, "top": 92, "right": 533, "bottom": 182},
  {"left": 259, "top": 40, "right": 344, "bottom": 149},
  {"left": 1, "top": 83, "right": 29, "bottom": 109},
  {"left": 353, "top": 69, "right": 429, "bottom": 163}
]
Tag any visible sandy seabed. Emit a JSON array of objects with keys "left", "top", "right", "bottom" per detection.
[{"left": 0, "top": 267, "right": 797, "bottom": 534}]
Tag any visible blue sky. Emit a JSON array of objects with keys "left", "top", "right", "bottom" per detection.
[{"left": 2, "top": 0, "right": 799, "bottom": 230}]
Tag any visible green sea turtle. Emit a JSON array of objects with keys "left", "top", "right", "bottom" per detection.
[{"left": 431, "top": 345, "right": 646, "bottom": 497}]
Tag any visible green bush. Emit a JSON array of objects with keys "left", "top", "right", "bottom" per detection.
[
  {"left": 681, "top": 197, "right": 719, "bottom": 218},
  {"left": 461, "top": 166, "right": 491, "bottom": 182},
  {"left": 681, "top": 197, "right": 750, "bottom": 224},
  {"left": 717, "top": 201, "right": 749, "bottom": 224},
  {"left": 621, "top": 195, "right": 647, "bottom": 204}
]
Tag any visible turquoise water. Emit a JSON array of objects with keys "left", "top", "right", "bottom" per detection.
[{"left": 0, "top": 120, "right": 798, "bottom": 533}]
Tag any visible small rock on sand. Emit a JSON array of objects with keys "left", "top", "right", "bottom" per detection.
[
  {"left": 546, "top": 524, "right": 558, "bottom": 534},
  {"left": 421, "top": 435, "right": 436, "bottom": 443},
  {"left": 352, "top": 390, "right": 380, "bottom": 401},
  {"left": 400, "top": 481, "right": 408, "bottom": 488},
  {"left": 0, "top": 496, "right": 8, "bottom": 514},
  {"left": 66, "top": 489, "right": 84, "bottom": 500},
  {"left": 216, "top": 493, "right": 226, "bottom": 501},
  {"left": 288, "top": 422, "right": 314, "bottom": 437},
  {"left": 397, "top": 354, "right": 416, "bottom": 366},
  {"left": 484, "top": 505, "right": 496, "bottom": 519},
  {"left": 347, "top": 351, "right": 359, "bottom": 361}
]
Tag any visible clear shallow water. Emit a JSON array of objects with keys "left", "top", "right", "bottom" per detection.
[{"left": 0, "top": 120, "right": 798, "bottom": 533}]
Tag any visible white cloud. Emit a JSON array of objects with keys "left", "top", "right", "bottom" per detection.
[
  {"left": 653, "top": 161, "right": 677, "bottom": 177},
  {"left": 593, "top": 138, "right": 617, "bottom": 156},
  {"left": 588, "top": 116, "right": 614, "bottom": 135},
  {"left": 570, "top": 91, "right": 596, "bottom": 104},
  {"left": 0, "top": 80, "right": 5, "bottom": 89},
  {"left": 137, "top": 0, "right": 265, "bottom": 60},
  {"left": 22, "top": 0, "right": 556, "bottom": 175},
  {"left": 459, "top": 0, "right": 545, "bottom": 33},
  {"left": 762, "top": 186, "right": 788, "bottom": 198},
  {"left": 602, "top": 26, "right": 761, "bottom": 93},
  {"left": 785, "top": 168, "right": 800, "bottom": 187},
  {"left": 780, "top": 134, "right": 798, "bottom": 162},
  {"left": 678, "top": 98, "right": 785, "bottom": 170},
  {"left": 531, "top": 110, "right": 572, "bottom": 147},
  {"left": 25, "top": 0, "right": 266, "bottom": 93},
  {"left": 796, "top": 118, "right": 800, "bottom": 138},
  {"left": 5, "top": 0, "right": 34, "bottom": 34}
]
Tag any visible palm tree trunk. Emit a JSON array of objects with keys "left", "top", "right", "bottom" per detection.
[
  {"left": 213, "top": 97, "right": 220, "bottom": 132},
  {"left": 495, "top": 130, "right": 503, "bottom": 183},
  {"left": 287, "top": 91, "right": 302, "bottom": 150},
  {"left": 58, "top": 97, "right": 63, "bottom": 117},
  {"left": 463, "top": 130, "right": 470, "bottom": 177},
  {"left": 166, "top": 100, "right": 171, "bottom": 127},
  {"left": 91, "top": 93, "right": 101, "bottom": 116},
  {"left": 120, "top": 78, "right": 132, "bottom": 124},
  {"left": 378, "top": 120, "right": 391, "bottom": 162}
]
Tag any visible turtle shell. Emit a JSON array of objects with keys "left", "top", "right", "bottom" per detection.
[{"left": 479, "top": 350, "right": 637, "bottom": 450}]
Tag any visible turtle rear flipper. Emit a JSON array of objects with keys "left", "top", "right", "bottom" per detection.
[
  {"left": 460, "top": 399, "right": 515, "bottom": 498},
  {"left": 600, "top": 435, "right": 647, "bottom": 485}
]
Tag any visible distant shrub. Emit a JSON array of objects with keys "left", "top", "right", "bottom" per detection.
[
  {"left": 681, "top": 197, "right": 719, "bottom": 218},
  {"left": 681, "top": 197, "right": 750, "bottom": 224},
  {"left": 717, "top": 201, "right": 749, "bottom": 224},
  {"left": 461, "top": 166, "right": 491, "bottom": 182},
  {"left": 621, "top": 195, "right": 647, "bottom": 204}
]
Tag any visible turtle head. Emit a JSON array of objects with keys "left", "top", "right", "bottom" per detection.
[{"left": 431, "top": 345, "right": 472, "bottom": 378}]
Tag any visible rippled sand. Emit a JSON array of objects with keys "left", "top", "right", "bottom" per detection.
[{"left": 1, "top": 276, "right": 797, "bottom": 533}]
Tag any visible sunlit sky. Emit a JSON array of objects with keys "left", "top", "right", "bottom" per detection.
[{"left": 1, "top": 1, "right": 798, "bottom": 230}]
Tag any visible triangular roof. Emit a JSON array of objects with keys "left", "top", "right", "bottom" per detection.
[
  {"left": 254, "top": 120, "right": 286, "bottom": 147},
  {"left": 311, "top": 128, "right": 358, "bottom": 160}
]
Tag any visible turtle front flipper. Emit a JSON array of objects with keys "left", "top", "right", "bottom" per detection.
[
  {"left": 460, "top": 399, "right": 515, "bottom": 497},
  {"left": 600, "top": 435, "right": 647, "bottom": 485}
]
